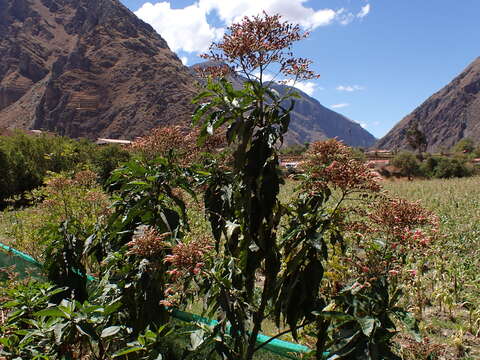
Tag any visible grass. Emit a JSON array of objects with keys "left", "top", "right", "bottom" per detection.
[
  {"left": 383, "top": 176, "right": 480, "bottom": 359},
  {"left": 2, "top": 175, "right": 480, "bottom": 359}
]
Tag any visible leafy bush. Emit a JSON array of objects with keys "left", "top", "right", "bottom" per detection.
[
  {"left": 390, "top": 151, "right": 422, "bottom": 178},
  {"left": 452, "top": 138, "right": 475, "bottom": 154},
  {"left": 433, "top": 157, "right": 472, "bottom": 178},
  {"left": 419, "top": 155, "right": 438, "bottom": 177},
  {"left": 0, "top": 132, "right": 130, "bottom": 205},
  {"left": 91, "top": 144, "right": 131, "bottom": 184},
  {"left": 280, "top": 143, "right": 309, "bottom": 156},
  {"left": 3, "top": 171, "right": 111, "bottom": 259},
  {"left": 0, "top": 13, "right": 446, "bottom": 360}
]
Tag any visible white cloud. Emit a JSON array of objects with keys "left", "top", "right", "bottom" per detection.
[
  {"left": 336, "top": 85, "right": 365, "bottom": 92},
  {"left": 180, "top": 56, "right": 189, "bottom": 65},
  {"left": 135, "top": 1, "right": 369, "bottom": 55},
  {"left": 360, "top": 123, "right": 368, "bottom": 128},
  {"left": 373, "top": 121, "right": 380, "bottom": 126},
  {"left": 199, "top": 0, "right": 338, "bottom": 29},
  {"left": 135, "top": 2, "right": 224, "bottom": 53},
  {"left": 357, "top": 4, "right": 371, "bottom": 18},
  {"left": 336, "top": 8, "right": 355, "bottom": 26},
  {"left": 331, "top": 103, "right": 350, "bottom": 109},
  {"left": 252, "top": 71, "right": 275, "bottom": 82},
  {"left": 252, "top": 71, "right": 318, "bottom": 96},
  {"left": 286, "top": 81, "right": 317, "bottom": 96}
]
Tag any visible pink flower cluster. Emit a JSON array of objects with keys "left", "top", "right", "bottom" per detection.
[
  {"left": 302, "top": 139, "right": 380, "bottom": 194},
  {"left": 163, "top": 238, "right": 212, "bottom": 280}
]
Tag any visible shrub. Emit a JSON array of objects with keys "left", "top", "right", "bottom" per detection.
[
  {"left": 1, "top": 13, "right": 443, "bottom": 360},
  {"left": 452, "top": 138, "right": 475, "bottom": 154},
  {"left": 91, "top": 144, "right": 131, "bottom": 184},
  {"left": 433, "top": 157, "right": 471, "bottom": 178},
  {"left": 390, "top": 151, "right": 422, "bottom": 178},
  {"left": 419, "top": 155, "right": 438, "bottom": 177},
  {"left": 0, "top": 132, "right": 130, "bottom": 205},
  {"left": 280, "top": 143, "right": 309, "bottom": 156},
  {"left": 3, "top": 171, "right": 111, "bottom": 259}
]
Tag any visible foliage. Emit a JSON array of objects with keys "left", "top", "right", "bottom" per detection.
[
  {"left": 129, "top": 125, "right": 225, "bottom": 165},
  {"left": 390, "top": 151, "right": 421, "bottom": 178},
  {"left": 0, "top": 132, "right": 130, "bottom": 206},
  {"left": 197, "top": 12, "right": 319, "bottom": 82},
  {"left": 295, "top": 141, "right": 439, "bottom": 359},
  {"left": 1, "top": 12, "right": 463, "bottom": 360},
  {"left": 91, "top": 145, "right": 131, "bottom": 184},
  {"left": 405, "top": 121, "right": 427, "bottom": 157},
  {"left": 433, "top": 157, "right": 472, "bottom": 178},
  {"left": 350, "top": 147, "right": 366, "bottom": 162},
  {"left": 0, "top": 275, "right": 163, "bottom": 359},
  {"left": 390, "top": 152, "right": 473, "bottom": 180},
  {"left": 2, "top": 171, "right": 111, "bottom": 259},
  {"left": 280, "top": 143, "right": 309, "bottom": 156},
  {"left": 452, "top": 138, "right": 475, "bottom": 154},
  {"left": 190, "top": 12, "right": 328, "bottom": 360},
  {"left": 385, "top": 177, "right": 480, "bottom": 354},
  {"left": 85, "top": 157, "right": 197, "bottom": 334}
]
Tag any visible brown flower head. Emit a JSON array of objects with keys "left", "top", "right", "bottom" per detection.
[
  {"left": 73, "top": 170, "right": 98, "bottom": 187},
  {"left": 302, "top": 139, "right": 380, "bottom": 194},
  {"left": 198, "top": 12, "right": 320, "bottom": 82},
  {"left": 127, "top": 227, "right": 171, "bottom": 258},
  {"left": 163, "top": 236, "right": 213, "bottom": 281}
]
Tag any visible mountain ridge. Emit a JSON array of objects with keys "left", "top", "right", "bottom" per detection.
[
  {"left": 0, "top": 0, "right": 197, "bottom": 139},
  {"left": 377, "top": 57, "right": 480, "bottom": 151},
  {"left": 0, "top": 0, "right": 376, "bottom": 147},
  {"left": 190, "top": 62, "right": 376, "bottom": 147}
]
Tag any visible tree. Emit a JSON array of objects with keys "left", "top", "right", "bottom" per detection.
[
  {"left": 192, "top": 13, "right": 417, "bottom": 360},
  {"left": 406, "top": 121, "right": 427, "bottom": 159},
  {"left": 193, "top": 13, "right": 325, "bottom": 360},
  {"left": 452, "top": 137, "right": 475, "bottom": 154},
  {"left": 390, "top": 151, "right": 422, "bottom": 180}
]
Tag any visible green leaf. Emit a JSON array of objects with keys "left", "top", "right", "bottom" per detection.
[
  {"left": 34, "top": 308, "right": 66, "bottom": 318},
  {"left": 112, "top": 346, "right": 145, "bottom": 357},
  {"left": 393, "top": 308, "right": 421, "bottom": 341},
  {"left": 101, "top": 326, "right": 121, "bottom": 338},
  {"left": 189, "top": 329, "right": 205, "bottom": 350},
  {"left": 76, "top": 323, "right": 98, "bottom": 339},
  {"left": 54, "top": 322, "right": 68, "bottom": 344},
  {"left": 358, "top": 317, "right": 376, "bottom": 337},
  {"left": 312, "top": 311, "right": 355, "bottom": 322},
  {"left": 104, "top": 300, "right": 122, "bottom": 316}
]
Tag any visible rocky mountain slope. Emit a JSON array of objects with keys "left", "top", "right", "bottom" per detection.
[
  {"left": 0, "top": 0, "right": 376, "bottom": 146},
  {"left": 0, "top": 0, "right": 196, "bottom": 139},
  {"left": 270, "top": 83, "right": 376, "bottom": 147},
  {"left": 377, "top": 57, "right": 480, "bottom": 151},
  {"left": 191, "top": 62, "right": 376, "bottom": 147}
]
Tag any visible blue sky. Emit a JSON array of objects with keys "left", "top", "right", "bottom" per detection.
[{"left": 120, "top": 0, "right": 480, "bottom": 138}]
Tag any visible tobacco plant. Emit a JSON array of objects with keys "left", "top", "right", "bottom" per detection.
[
  {"left": 190, "top": 13, "right": 434, "bottom": 359},
  {"left": 191, "top": 12, "right": 340, "bottom": 360}
]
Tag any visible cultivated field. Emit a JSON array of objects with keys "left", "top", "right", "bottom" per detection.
[
  {"left": 384, "top": 177, "right": 480, "bottom": 359},
  {"left": 1, "top": 175, "right": 479, "bottom": 359}
]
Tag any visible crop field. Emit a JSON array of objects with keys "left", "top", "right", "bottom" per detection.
[
  {"left": 2, "top": 175, "right": 480, "bottom": 358},
  {"left": 383, "top": 177, "right": 480, "bottom": 358}
]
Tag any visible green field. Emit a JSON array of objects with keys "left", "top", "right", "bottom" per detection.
[
  {"left": 384, "top": 177, "right": 480, "bottom": 359},
  {"left": 1, "top": 175, "right": 480, "bottom": 359}
]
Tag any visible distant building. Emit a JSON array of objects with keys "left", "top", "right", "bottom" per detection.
[{"left": 96, "top": 138, "right": 132, "bottom": 146}]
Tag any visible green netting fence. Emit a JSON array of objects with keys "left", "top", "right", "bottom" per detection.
[{"left": 1, "top": 242, "right": 325, "bottom": 359}]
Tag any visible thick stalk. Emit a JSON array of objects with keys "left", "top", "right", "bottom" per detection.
[
  {"left": 315, "top": 318, "right": 330, "bottom": 359},
  {"left": 246, "top": 275, "right": 272, "bottom": 360}
]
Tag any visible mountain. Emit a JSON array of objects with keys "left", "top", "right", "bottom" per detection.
[
  {"left": 270, "top": 83, "right": 376, "bottom": 147},
  {"left": 0, "top": 0, "right": 196, "bottom": 139},
  {"left": 377, "top": 57, "right": 480, "bottom": 151},
  {"left": 0, "top": 0, "right": 375, "bottom": 146},
  {"left": 190, "top": 62, "right": 376, "bottom": 147}
]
